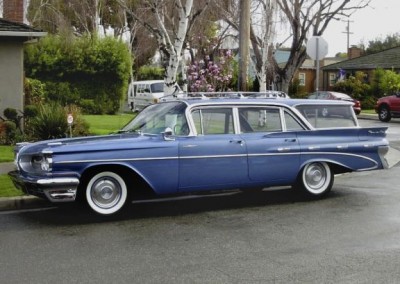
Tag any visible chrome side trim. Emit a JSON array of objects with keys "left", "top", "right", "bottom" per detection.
[
  {"left": 54, "top": 150, "right": 380, "bottom": 168},
  {"left": 56, "top": 157, "right": 178, "bottom": 164}
]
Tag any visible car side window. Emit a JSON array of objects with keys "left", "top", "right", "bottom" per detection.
[
  {"left": 284, "top": 111, "right": 305, "bottom": 131},
  {"left": 192, "top": 108, "right": 234, "bottom": 135},
  {"left": 238, "top": 107, "right": 282, "bottom": 133}
]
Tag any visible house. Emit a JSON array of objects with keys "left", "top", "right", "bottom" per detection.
[
  {"left": 321, "top": 46, "right": 400, "bottom": 90},
  {"left": 0, "top": 0, "right": 46, "bottom": 118}
]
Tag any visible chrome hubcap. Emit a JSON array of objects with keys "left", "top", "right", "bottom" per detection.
[
  {"left": 305, "top": 164, "right": 326, "bottom": 190},
  {"left": 91, "top": 178, "right": 121, "bottom": 209}
]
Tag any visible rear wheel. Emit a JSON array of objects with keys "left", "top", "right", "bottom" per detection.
[
  {"left": 378, "top": 106, "right": 391, "bottom": 122},
  {"left": 296, "top": 162, "right": 333, "bottom": 198},
  {"left": 85, "top": 171, "right": 128, "bottom": 215}
]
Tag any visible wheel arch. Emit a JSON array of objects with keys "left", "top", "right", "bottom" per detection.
[
  {"left": 299, "top": 159, "right": 352, "bottom": 175},
  {"left": 78, "top": 163, "right": 155, "bottom": 200},
  {"left": 378, "top": 102, "right": 391, "bottom": 111}
]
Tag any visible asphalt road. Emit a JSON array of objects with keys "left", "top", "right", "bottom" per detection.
[
  {"left": 1, "top": 115, "right": 400, "bottom": 283},
  {"left": 1, "top": 161, "right": 400, "bottom": 282}
]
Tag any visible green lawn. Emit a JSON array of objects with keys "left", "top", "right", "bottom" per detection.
[
  {"left": 0, "top": 174, "right": 23, "bottom": 197},
  {"left": 84, "top": 113, "right": 136, "bottom": 135},
  {"left": 0, "top": 145, "right": 14, "bottom": 163},
  {"left": 362, "top": 109, "right": 375, "bottom": 114}
]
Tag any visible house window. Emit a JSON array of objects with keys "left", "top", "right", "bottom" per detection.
[
  {"left": 299, "top": 73, "right": 306, "bottom": 86},
  {"left": 329, "top": 73, "right": 336, "bottom": 86}
]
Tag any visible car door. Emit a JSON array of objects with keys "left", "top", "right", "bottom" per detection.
[
  {"left": 238, "top": 107, "right": 303, "bottom": 185},
  {"left": 179, "top": 107, "right": 248, "bottom": 191}
]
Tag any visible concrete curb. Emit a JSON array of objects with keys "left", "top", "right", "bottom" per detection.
[{"left": 0, "top": 196, "right": 51, "bottom": 212}]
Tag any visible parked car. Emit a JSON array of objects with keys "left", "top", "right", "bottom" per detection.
[
  {"left": 9, "top": 96, "right": 389, "bottom": 215},
  {"left": 375, "top": 92, "right": 400, "bottom": 122},
  {"left": 308, "top": 91, "right": 361, "bottom": 115}
]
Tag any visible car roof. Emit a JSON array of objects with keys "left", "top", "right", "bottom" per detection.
[{"left": 173, "top": 97, "right": 353, "bottom": 107}]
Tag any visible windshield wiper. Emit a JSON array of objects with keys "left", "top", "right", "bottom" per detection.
[{"left": 114, "top": 129, "right": 143, "bottom": 135}]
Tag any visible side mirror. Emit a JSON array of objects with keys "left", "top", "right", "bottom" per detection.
[{"left": 162, "top": 127, "right": 175, "bottom": 141}]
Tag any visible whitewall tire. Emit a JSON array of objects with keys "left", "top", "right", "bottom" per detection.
[
  {"left": 297, "top": 162, "right": 333, "bottom": 197},
  {"left": 85, "top": 171, "right": 128, "bottom": 215}
]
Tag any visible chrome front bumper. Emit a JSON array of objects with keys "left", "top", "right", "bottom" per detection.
[{"left": 9, "top": 171, "right": 79, "bottom": 203}]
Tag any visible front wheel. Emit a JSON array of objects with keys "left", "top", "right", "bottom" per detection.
[
  {"left": 378, "top": 106, "right": 391, "bottom": 122},
  {"left": 295, "top": 162, "right": 333, "bottom": 198},
  {"left": 85, "top": 171, "right": 128, "bottom": 215}
]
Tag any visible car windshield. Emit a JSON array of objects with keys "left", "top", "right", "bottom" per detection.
[
  {"left": 121, "top": 102, "right": 189, "bottom": 135},
  {"left": 295, "top": 104, "right": 358, "bottom": 128},
  {"left": 150, "top": 82, "right": 164, "bottom": 93}
]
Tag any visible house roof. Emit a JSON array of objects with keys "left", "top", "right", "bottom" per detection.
[
  {"left": 322, "top": 46, "right": 400, "bottom": 71},
  {"left": 0, "top": 18, "right": 46, "bottom": 37}
]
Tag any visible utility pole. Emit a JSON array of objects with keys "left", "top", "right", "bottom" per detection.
[
  {"left": 238, "top": 0, "right": 250, "bottom": 91},
  {"left": 342, "top": 18, "right": 353, "bottom": 56}
]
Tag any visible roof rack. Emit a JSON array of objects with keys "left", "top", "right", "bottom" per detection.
[{"left": 160, "top": 91, "right": 290, "bottom": 102}]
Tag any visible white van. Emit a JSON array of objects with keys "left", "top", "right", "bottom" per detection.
[{"left": 127, "top": 80, "right": 164, "bottom": 111}]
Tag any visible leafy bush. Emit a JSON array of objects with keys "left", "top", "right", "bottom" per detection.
[
  {"left": 333, "top": 71, "right": 373, "bottom": 108},
  {"left": 65, "top": 104, "right": 90, "bottom": 137},
  {"left": 23, "top": 105, "right": 39, "bottom": 119},
  {"left": 289, "top": 78, "right": 307, "bottom": 98},
  {"left": 3, "top": 108, "right": 18, "bottom": 122},
  {"left": 0, "top": 121, "right": 17, "bottom": 145},
  {"left": 43, "top": 81, "right": 80, "bottom": 105},
  {"left": 79, "top": 99, "right": 103, "bottom": 115},
  {"left": 370, "top": 68, "right": 400, "bottom": 98},
  {"left": 24, "top": 35, "right": 132, "bottom": 114},
  {"left": 30, "top": 103, "right": 69, "bottom": 140},
  {"left": 333, "top": 71, "right": 371, "bottom": 101},
  {"left": 136, "top": 66, "right": 164, "bottom": 80},
  {"left": 24, "top": 78, "right": 46, "bottom": 105},
  {"left": 29, "top": 103, "right": 89, "bottom": 141}
]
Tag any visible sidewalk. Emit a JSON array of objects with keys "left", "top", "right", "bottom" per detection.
[{"left": 0, "top": 162, "right": 14, "bottom": 174}]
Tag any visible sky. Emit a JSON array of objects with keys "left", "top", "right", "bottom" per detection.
[{"left": 322, "top": 0, "right": 400, "bottom": 56}]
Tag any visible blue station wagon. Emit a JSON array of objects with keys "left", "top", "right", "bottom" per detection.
[{"left": 9, "top": 96, "right": 389, "bottom": 215}]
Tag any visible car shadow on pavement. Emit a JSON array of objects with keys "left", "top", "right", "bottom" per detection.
[{"left": 14, "top": 187, "right": 345, "bottom": 226}]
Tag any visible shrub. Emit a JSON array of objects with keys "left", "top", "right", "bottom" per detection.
[
  {"left": 29, "top": 103, "right": 90, "bottom": 140},
  {"left": 44, "top": 81, "right": 80, "bottom": 106},
  {"left": 65, "top": 105, "right": 90, "bottom": 137},
  {"left": 370, "top": 68, "right": 400, "bottom": 98},
  {"left": 289, "top": 78, "right": 307, "bottom": 98},
  {"left": 23, "top": 105, "right": 38, "bottom": 119},
  {"left": 24, "top": 35, "right": 132, "bottom": 114},
  {"left": 30, "top": 103, "right": 69, "bottom": 140},
  {"left": 24, "top": 78, "right": 46, "bottom": 105},
  {"left": 79, "top": 99, "right": 103, "bottom": 115},
  {"left": 1, "top": 121, "right": 17, "bottom": 145},
  {"left": 136, "top": 66, "right": 164, "bottom": 80}
]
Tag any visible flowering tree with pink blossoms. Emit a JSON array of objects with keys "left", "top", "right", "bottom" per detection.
[{"left": 187, "top": 50, "right": 235, "bottom": 92}]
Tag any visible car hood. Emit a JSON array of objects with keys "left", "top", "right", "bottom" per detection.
[{"left": 16, "top": 133, "right": 165, "bottom": 156}]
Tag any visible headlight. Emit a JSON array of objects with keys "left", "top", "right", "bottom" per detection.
[
  {"left": 32, "top": 155, "right": 53, "bottom": 172},
  {"left": 19, "top": 153, "right": 53, "bottom": 173}
]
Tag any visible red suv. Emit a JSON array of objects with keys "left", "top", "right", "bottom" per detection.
[{"left": 375, "top": 92, "right": 400, "bottom": 122}]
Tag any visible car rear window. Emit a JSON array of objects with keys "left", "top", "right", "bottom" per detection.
[{"left": 295, "top": 104, "right": 358, "bottom": 128}]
